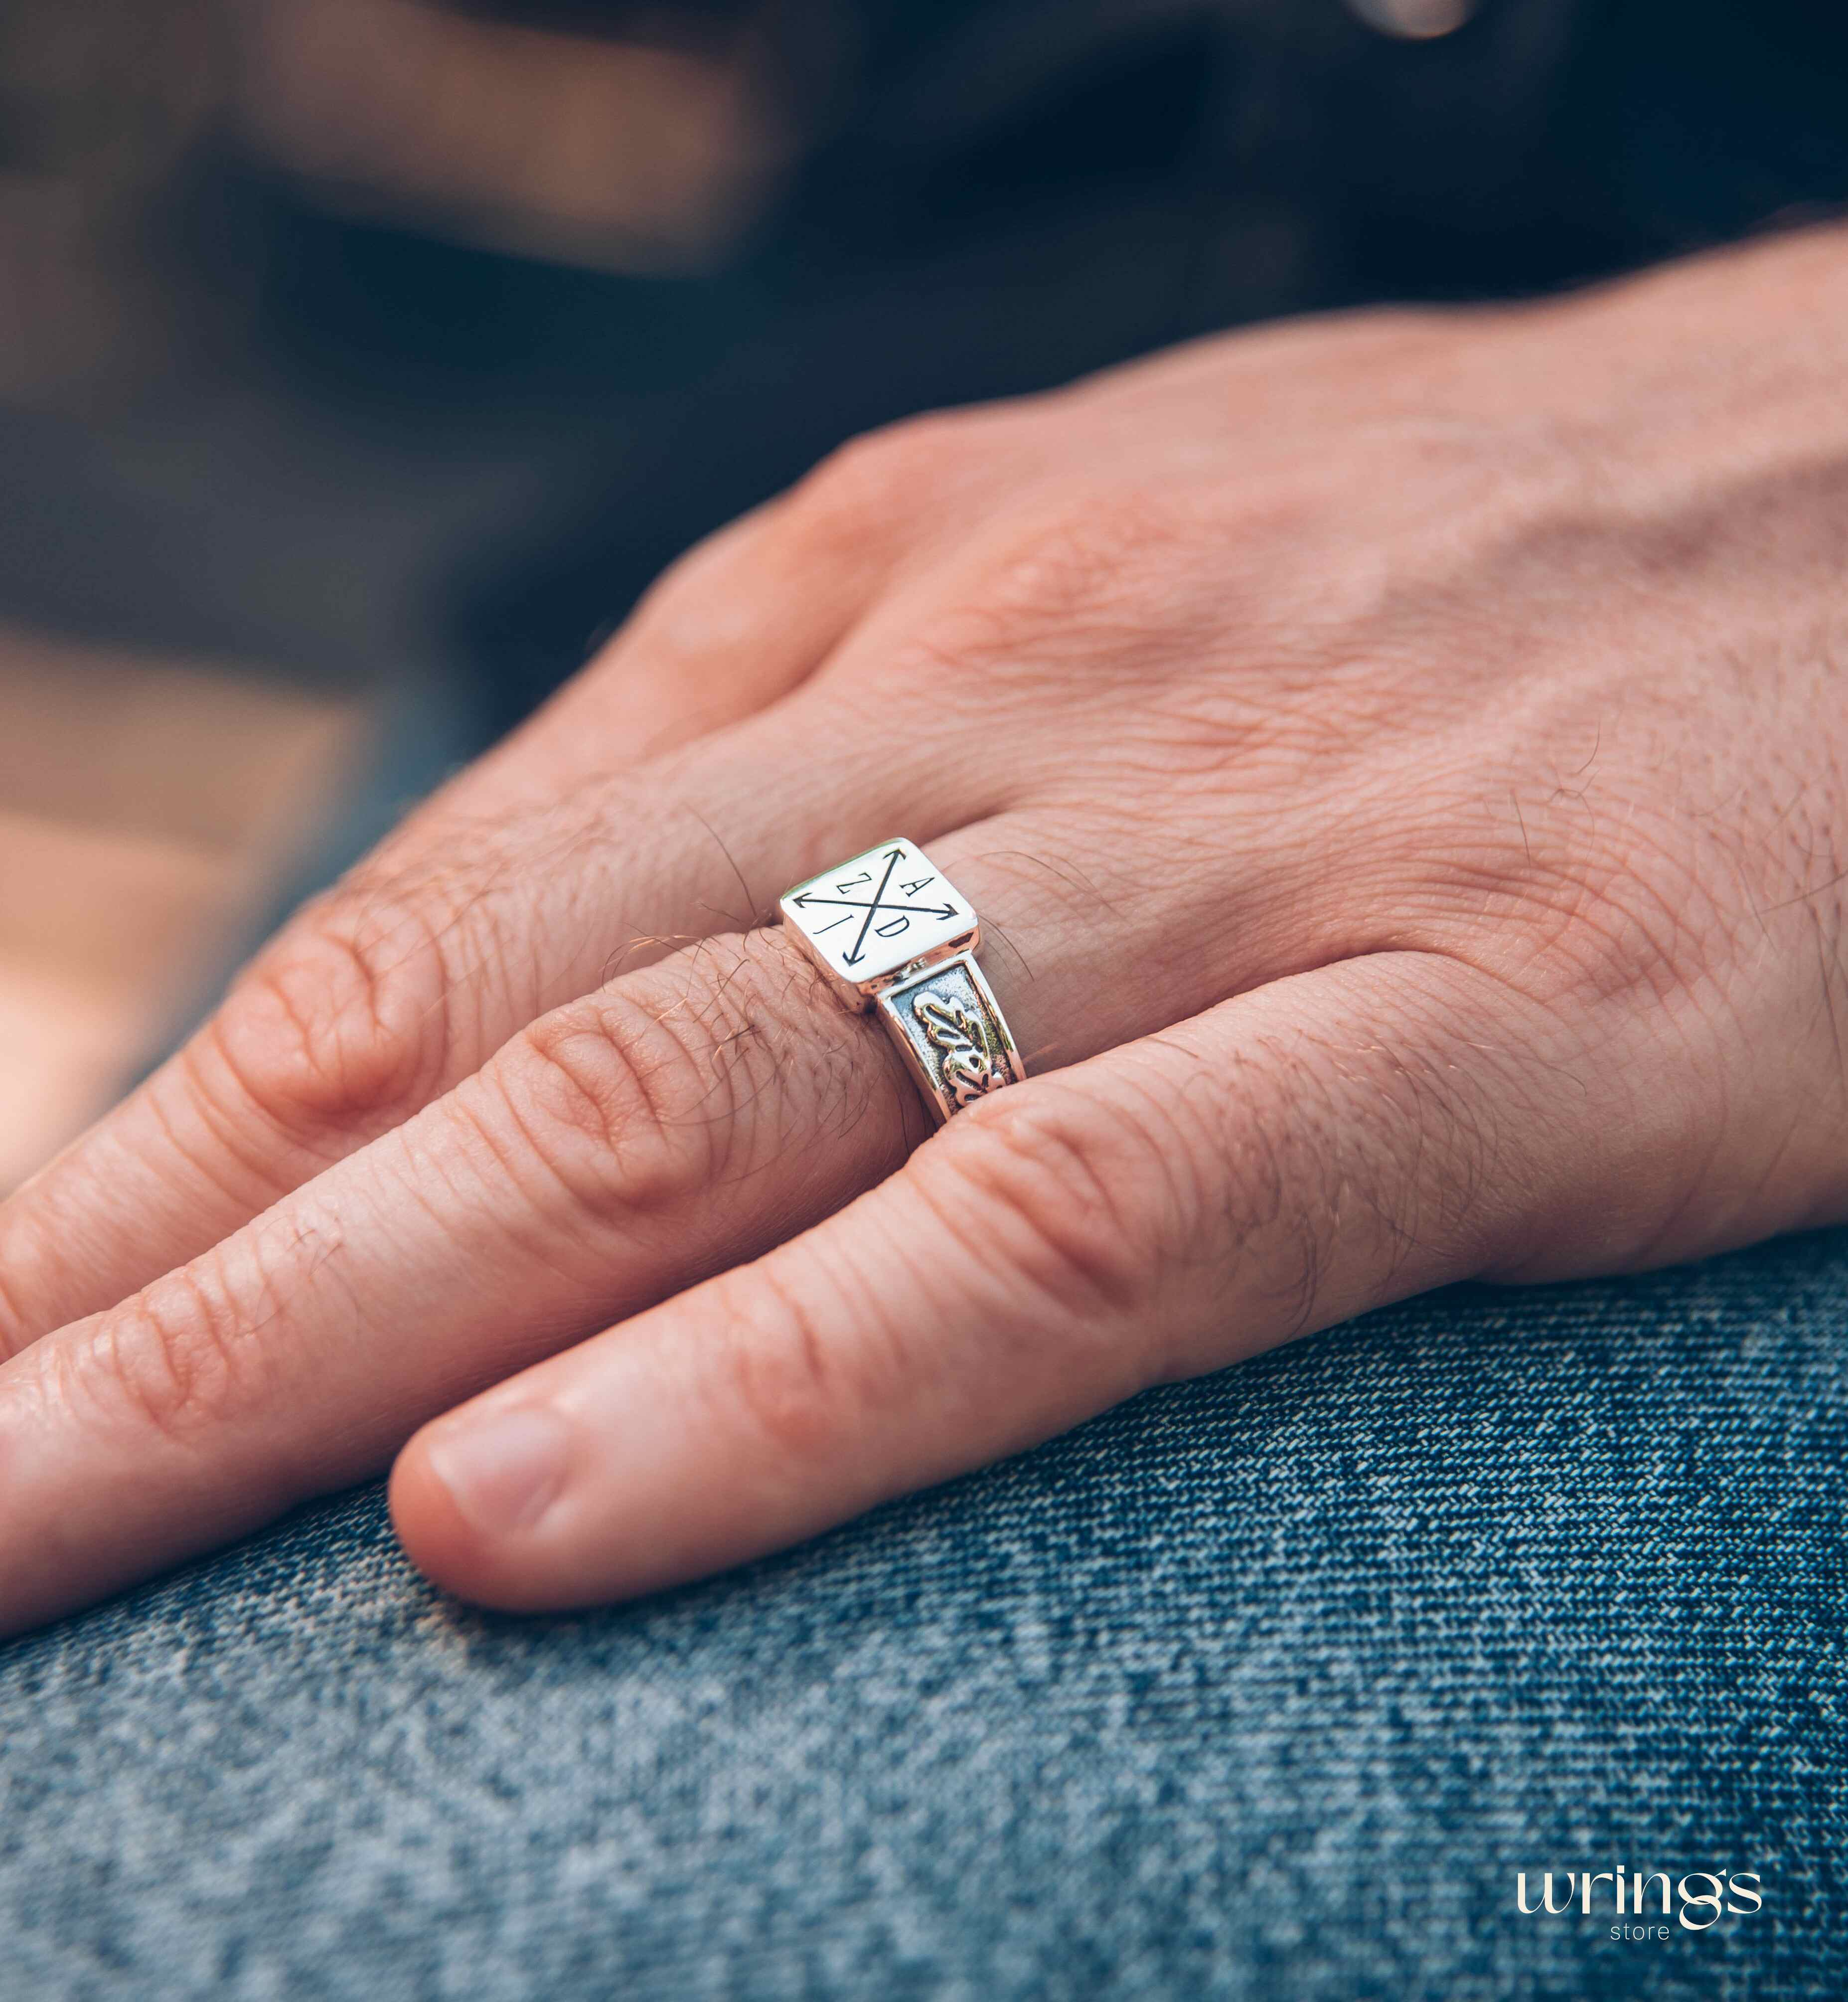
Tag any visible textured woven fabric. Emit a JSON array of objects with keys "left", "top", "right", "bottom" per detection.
[{"left": 1, "top": 1231, "right": 1842, "bottom": 2000}]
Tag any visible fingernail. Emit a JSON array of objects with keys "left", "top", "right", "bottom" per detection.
[{"left": 425, "top": 1404, "right": 572, "bottom": 1537}]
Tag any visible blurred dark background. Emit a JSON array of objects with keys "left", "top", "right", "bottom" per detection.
[{"left": 2, "top": 0, "right": 1847, "bottom": 1183}]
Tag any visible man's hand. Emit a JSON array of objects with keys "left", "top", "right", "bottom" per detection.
[{"left": 4, "top": 228, "right": 1848, "bottom": 1630}]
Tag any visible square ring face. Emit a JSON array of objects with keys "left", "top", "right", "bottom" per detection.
[{"left": 779, "top": 837, "right": 977, "bottom": 1005}]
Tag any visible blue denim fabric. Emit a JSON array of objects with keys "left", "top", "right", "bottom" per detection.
[{"left": 1, "top": 1231, "right": 1841, "bottom": 2001}]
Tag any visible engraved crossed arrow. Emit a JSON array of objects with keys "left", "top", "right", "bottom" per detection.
[{"left": 790, "top": 845, "right": 957, "bottom": 966}]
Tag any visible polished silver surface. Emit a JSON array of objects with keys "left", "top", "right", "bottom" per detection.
[
  {"left": 778, "top": 836, "right": 978, "bottom": 1011},
  {"left": 778, "top": 838, "right": 1025, "bottom": 1121}
]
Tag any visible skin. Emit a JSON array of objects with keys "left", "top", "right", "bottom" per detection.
[{"left": 2, "top": 225, "right": 1848, "bottom": 1633}]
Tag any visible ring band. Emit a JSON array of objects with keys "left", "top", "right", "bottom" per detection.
[{"left": 778, "top": 837, "right": 1027, "bottom": 1123}]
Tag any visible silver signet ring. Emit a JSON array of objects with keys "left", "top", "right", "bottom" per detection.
[{"left": 777, "top": 837, "right": 1027, "bottom": 1124}]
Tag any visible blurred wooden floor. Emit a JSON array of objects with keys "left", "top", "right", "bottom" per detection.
[{"left": 0, "top": 625, "right": 366, "bottom": 1193}]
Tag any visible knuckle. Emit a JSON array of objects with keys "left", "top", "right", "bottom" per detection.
[
  {"left": 634, "top": 508, "right": 759, "bottom": 611},
  {"left": 496, "top": 929, "right": 867, "bottom": 1223},
  {"left": 932, "top": 1085, "right": 1166, "bottom": 1321},
  {"left": 615, "top": 512, "right": 777, "bottom": 672},
  {"left": 789, "top": 413, "right": 983, "bottom": 541},
  {"left": 208, "top": 888, "right": 456, "bottom": 1145},
  {"left": 898, "top": 487, "right": 1200, "bottom": 682},
  {"left": 84, "top": 1257, "right": 265, "bottom": 1444},
  {"left": 504, "top": 993, "right": 732, "bottom": 1220},
  {"left": 708, "top": 1263, "right": 868, "bottom": 1465}
]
